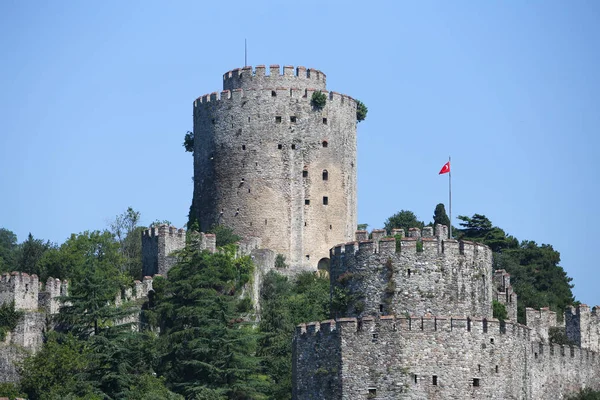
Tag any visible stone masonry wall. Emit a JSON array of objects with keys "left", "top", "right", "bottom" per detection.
[
  {"left": 294, "top": 316, "right": 600, "bottom": 400},
  {"left": 493, "top": 269, "right": 518, "bottom": 321},
  {"left": 329, "top": 225, "right": 493, "bottom": 319},
  {"left": 142, "top": 225, "right": 216, "bottom": 277},
  {"left": 191, "top": 65, "right": 357, "bottom": 271},
  {"left": 294, "top": 316, "right": 532, "bottom": 400},
  {"left": 526, "top": 307, "right": 561, "bottom": 343},
  {"left": 565, "top": 304, "right": 600, "bottom": 352},
  {"left": 0, "top": 272, "right": 39, "bottom": 311}
]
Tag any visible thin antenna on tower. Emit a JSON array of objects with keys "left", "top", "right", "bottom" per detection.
[{"left": 244, "top": 39, "right": 247, "bottom": 67}]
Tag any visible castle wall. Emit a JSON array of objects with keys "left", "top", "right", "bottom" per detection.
[
  {"left": 565, "top": 304, "right": 600, "bottom": 352},
  {"left": 294, "top": 316, "right": 600, "bottom": 400},
  {"left": 0, "top": 272, "right": 39, "bottom": 311},
  {"left": 329, "top": 226, "right": 493, "bottom": 319},
  {"left": 191, "top": 65, "right": 357, "bottom": 271},
  {"left": 526, "top": 307, "right": 561, "bottom": 343},
  {"left": 493, "top": 269, "right": 518, "bottom": 321},
  {"left": 142, "top": 225, "right": 215, "bottom": 277},
  {"left": 529, "top": 342, "right": 600, "bottom": 399},
  {"left": 294, "top": 316, "right": 532, "bottom": 400}
]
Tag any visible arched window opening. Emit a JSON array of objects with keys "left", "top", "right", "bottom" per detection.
[
  {"left": 322, "top": 140, "right": 328, "bottom": 148},
  {"left": 322, "top": 170, "right": 328, "bottom": 180},
  {"left": 317, "top": 257, "right": 330, "bottom": 272}
]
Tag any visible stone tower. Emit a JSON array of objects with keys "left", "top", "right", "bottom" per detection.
[{"left": 190, "top": 65, "right": 358, "bottom": 270}]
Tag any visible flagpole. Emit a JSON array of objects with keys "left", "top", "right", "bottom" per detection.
[{"left": 449, "top": 156, "right": 452, "bottom": 239}]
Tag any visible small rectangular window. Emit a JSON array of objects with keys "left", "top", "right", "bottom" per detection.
[
  {"left": 323, "top": 196, "right": 328, "bottom": 205},
  {"left": 368, "top": 388, "right": 376, "bottom": 396},
  {"left": 414, "top": 375, "right": 418, "bottom": 384},
  {"left": 275, "top": 116, "right": 282, "bottom": 123},
  {"left": 472, "top": 378, "right": 480, "bottom": 387},
  {"left": 323, "top": 117, "right": 327, "bottom": 124},
  {"left": 302, "top": 170, "right": 308, "bottom": 177},
  {"left": 305, "top": 199, "right": 310, "bottom": 205},
  {"left": 290, "top": 116, "right": 297, "bottom": 123},
  {"left": 432, "top": 375, "right": 437, "bottom": 386},
  {"left": 242, "top": 145, "right": 246, "bottom": 150},
  {"left": 291, "top": 144, "right": 296, "bottom": 150},
  {"left": 278, "top": 144, "right": 283, "bottom": 149}
]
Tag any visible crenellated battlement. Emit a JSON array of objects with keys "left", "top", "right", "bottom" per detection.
[
  {"left": 193, "top": 87, "right": 356, "bottom": 110},
  {"left": 222, "top": 65, "right": 326, "bottom": 92},
  {"left": 329, "top": 225, "right": 493, "bottom": 319},
  {"left": 565, "top": 303, "right": 600, "bottom": 352},
  {"left": 526, "top": 307, "right": 561, "bottom": 343},
  {"left": 296, "top": 315, "right": 530, "bottom": 338},
  {"left": 142, "top": 224, "right": 186, "bottom": 239},
  {"left": 330, "top": 226, "right": 489, "bottom": 259},
  {"left": 0, "top": 272, "right": 39, "bottom": 311},
  {"left": 142, "top": 225, "right": 216, "bottom": 277},
  {"left": 0, "top": 272, "right": 67, "bottom": 314}
]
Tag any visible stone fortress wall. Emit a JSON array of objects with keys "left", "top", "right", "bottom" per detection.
[
  {"left": 0, "top": 272, "right": 67, "bottom": 383},
  {"left": 190, "top": 65, "right": 358, "bottom": 271},
  {"left": 330, "top": 225, "right": 493, "bottom": 319},
  {"left": 294, "top": 315, "right": 600, "bottom": 400},
  {"left": 142, "top": 224, "right": 216, "bottom": 276},
  {"left": 294, "top": 225, "right": 600, "bottom": 400}
]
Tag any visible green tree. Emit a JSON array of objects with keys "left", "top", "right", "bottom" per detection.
[
  {"left": 0, "top": 228, "right": 18, "bottom": 272},
  {"left": 432, "top": 203, "right": 450, "bottom": 231},
  {"left": 567, "top": 388, "right": 600, "bottom": 400},
  {"left": 356, "top": 100, "right": 368, "bottom": 122},
  {"left": 109, "top": 207, "right": 144, "bottom": 279},
  {"left": 492, "top": 300, "right": 507, "bottom": 321},
  {"left": 208, "top": 224, "right": 241, "bottom": 247},
  {"left": 311, "top": 91, "right": 326, "bottom": 109},
  {"left": 384, "top": 210, "right": 424, "bottom": 234},
  {"left": 150, "top": 247, "right": 267, "bottom": 399},
  {"left": 15, "top": 233, "right": 53, "bottom": 277},
  {"left": 183, "top": 131, "right": 194, "bottom": 153},
  {"left": 458, "top": 213, "right": 574, "bottom": 324},
  {"left": 257, "top": 271, "right": 329, "bottom": 399},
  {"left": 37, "top": 230, "right": 127, "bottom": 284},
  {"left": 20, "top": 332, "right": 96, "bottom": 400}
]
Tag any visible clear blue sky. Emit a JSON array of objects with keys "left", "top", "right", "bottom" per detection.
[{"left": 1, "top": 1, "right": 598, "bottom": 305}]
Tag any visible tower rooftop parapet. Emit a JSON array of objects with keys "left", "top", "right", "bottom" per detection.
[{"left": 222, "top": 65, "right": 326, "bottom": 91}]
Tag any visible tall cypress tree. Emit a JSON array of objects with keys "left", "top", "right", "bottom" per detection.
[{"left": 432, "top": 203, "right": 451, "bottom": 232}]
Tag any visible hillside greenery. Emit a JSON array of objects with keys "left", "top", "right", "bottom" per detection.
[{"left": 0, "top": 204, "right": 579, "bottom": 398}]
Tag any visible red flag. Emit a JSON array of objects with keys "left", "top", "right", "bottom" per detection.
[{"left": 439, "top": 161, "right": 450, "bottom": 175}]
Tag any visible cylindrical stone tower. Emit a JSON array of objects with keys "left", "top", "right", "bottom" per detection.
[{"left": 190, "top": 65, "right": 357, "bottom": 270}]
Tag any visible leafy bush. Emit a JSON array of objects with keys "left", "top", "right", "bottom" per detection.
[
  {"left": 275, "top": 254, "right": 287, "bottom": 269},
  {"left": 311, "top": 91, "right": 327, "bottom": 109},
  {"left": 208, "top": 224, "right": 241, "bottom": 247},
  {"left": 356, "top": 100, "right": 368, "bottom": 122},
  {"left": 183, "top": 131, "right": 194, "bottom": 153},
  {"left": 567, "top": 388, "right": 600, "bottom": 400},
  {"left": 492, "top": 300, "right": 508, "bottom": 321},
  {"left": 0, "top": 302, "right": 23, "bottom": 341}
]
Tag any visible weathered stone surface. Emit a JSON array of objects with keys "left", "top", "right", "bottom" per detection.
[
  {"left": 295, "top": 225, "right": 600, "bottom": 399},
  {"left": 330, "top": 227, "right": 493, "bottom": 319},
  {"left": 293, "top": 316, "right": 600, "bottom": 399},
  {"left": 190, "top": 65, "right": 357, "bottom": 271},
  {"left": 141, "top": 225, "right": 216, "bottom": 276}
]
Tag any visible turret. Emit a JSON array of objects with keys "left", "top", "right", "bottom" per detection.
[
  {"left": 329, "top": 224, "right": 493, "bottom": 319},
  {"left": 190, "top": 65, "right": 358, "bottom": 271}
]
